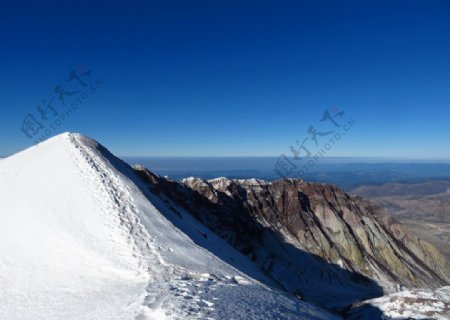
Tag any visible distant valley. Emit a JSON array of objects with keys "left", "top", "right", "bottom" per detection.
[{"left": 352, "top": 180, "right": 450, "bottom": 260}]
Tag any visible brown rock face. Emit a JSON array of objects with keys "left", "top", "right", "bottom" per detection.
[{"left": 134, "top": 167, "right": 450, "bottom": 310}]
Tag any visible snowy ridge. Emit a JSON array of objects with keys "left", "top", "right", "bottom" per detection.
[
  {"left": 0, "top": 133, "right": 148, "bottom": 319},
  {"left": 67, "top": 134, "right": 171, "bottom": 318},
  {"left": 0, "top": 133, "right": 338, "bottom": 320}
]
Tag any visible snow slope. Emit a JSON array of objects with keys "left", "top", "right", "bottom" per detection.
[{"left": 0, "top": 133, "right": 338, "bottom": 320}]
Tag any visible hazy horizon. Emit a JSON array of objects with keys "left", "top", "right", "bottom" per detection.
[{"left": 121, "top": 155, "right": 450, "bottom": 190}]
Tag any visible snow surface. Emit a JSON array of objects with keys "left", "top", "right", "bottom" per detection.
[
  {"left": 348, "top": 286, "right": 450, "bottom": 320},
  {"left": 0, "top": 133, "right": 338, "bottom": 320}
]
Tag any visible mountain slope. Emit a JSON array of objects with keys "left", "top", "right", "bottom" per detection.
[
  {"left": 132, "top": 169, "right": 450, "bottom": 311},
  {"left": 0, "top": 133, "right": 337, "bottom": 320}
]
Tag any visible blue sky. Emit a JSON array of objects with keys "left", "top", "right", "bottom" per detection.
[{"left": 1, "top": 0, "right": 450, "bottom": 157}]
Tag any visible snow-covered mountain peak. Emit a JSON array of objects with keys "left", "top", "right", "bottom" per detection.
[
  {"left": 4, "top": 132, "right": 100, "bottom": 162},
  {"left": 0, "top": 133, "right": 338, "bottom": 320}
]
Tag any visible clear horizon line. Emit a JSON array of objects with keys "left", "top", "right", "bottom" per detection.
[{"left": 119, "top": 155, "right": 450, "bottom": 161}]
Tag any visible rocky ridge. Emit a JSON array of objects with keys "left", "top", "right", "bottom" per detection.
[{"left": 134, "top": 167, "right": 450, "bottom": 311}]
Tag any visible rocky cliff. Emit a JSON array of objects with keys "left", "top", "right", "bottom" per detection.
[{"left": 134, "top": 167, "right": 450, "bottom": 311}]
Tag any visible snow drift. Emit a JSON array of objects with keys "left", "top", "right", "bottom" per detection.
[{"left": 347, "top": 286, "right": 450, "bottom": 320}]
